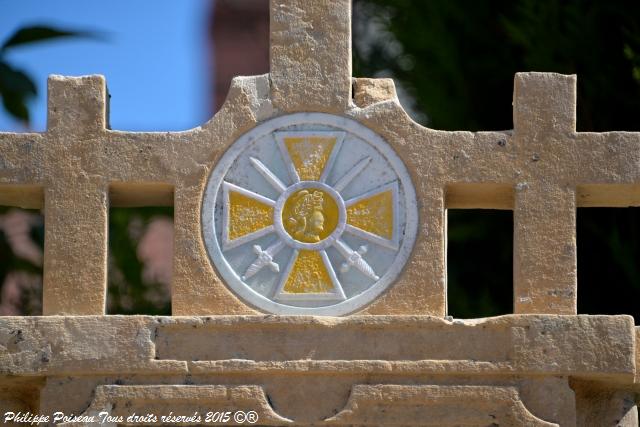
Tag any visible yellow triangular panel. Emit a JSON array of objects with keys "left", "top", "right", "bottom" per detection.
[
  {"left": 228, "top": 191, "right": 274, "bottom": 240},
  {"left": 347, "top": 190, "right": 394, "bottom": 239},
  {"left": 283, "top": 250, "right": 334, "bottom": 294},
  {"left": 284, "top": 136, "right": 336, "bottom": 181}
]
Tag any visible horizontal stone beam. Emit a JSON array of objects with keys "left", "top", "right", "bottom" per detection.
[
  {"left": 573, "top": 132, "right": 640, "bottom": 190},
  {"left": 0, "top": 133, "right": 45, "bottom": 189},
  {"left": 0, "top": 315, "right": 634, "bottom": 380},
  {"left": 0, "top": 316, "right": 186, "bottom": 375}
]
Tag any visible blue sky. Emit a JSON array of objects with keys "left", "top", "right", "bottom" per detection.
[{"left": 0, "top": 0, "right": 211, "bottom": 132}]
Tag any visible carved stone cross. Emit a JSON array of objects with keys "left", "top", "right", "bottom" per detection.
[
  {"left": 1, "top": 0, "right": 639, "bottom": 318},
  {"left": 1, "top": 1, "right": 639, "bottom": 424}
]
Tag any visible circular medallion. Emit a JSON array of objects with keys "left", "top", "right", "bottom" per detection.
[
  {"left": 281, "top": 187, "right": 339, "bottom": 243},
  {"left": 275, "top": 181, "right": 346, "bottom": 250},
  {"left": 202, "top": 113, "right": 418, "bottom": 315}
]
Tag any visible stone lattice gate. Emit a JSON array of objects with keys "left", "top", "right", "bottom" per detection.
[{"left": 1, "top": 1, "right": 639, "bottom": 426}]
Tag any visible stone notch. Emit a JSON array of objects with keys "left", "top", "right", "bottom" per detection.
[{"left": 270, "top": 0, "right": 352, "bottom": 113}]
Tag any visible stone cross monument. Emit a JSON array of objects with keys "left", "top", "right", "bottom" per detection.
[{"left": 0, "top": 0, "right": 639, "bottom": 425}]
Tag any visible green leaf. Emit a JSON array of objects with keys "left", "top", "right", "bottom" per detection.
[
  {"left": 1, "top": 25, "right": 102, "bottom": 52},
  {"left": 0, "top": 62, "right": 37, "bottom": 96},
  {"left": 1, "top": 92, "right": 29, "bottom": 122},
  {"left": 0, "top": 61, "right": 37, "bottom": 122}
]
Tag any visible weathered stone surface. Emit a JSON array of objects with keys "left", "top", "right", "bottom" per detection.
[
  {"left": 573, "top": 380, "right": 639, "bottom": 427},
  {"left": 511, "top": 73, "right": 578, "bottom": 315},
  {"left": 0, "top": 315, "right": 634, "bottom": 424},
  {"left": 352, "top": 77, "right": 397, "bottom": 107},
  {"left": 519, "top": 377, "right": 577, "bottom": 427},
  {"left": 0, "top": 317, "right": 186, "bottom": 375},
  {"left": 2, "top": 41, "right": 640, "bottom": 318},
  {"left": 270, "top": 0, "right": 351, "bottom": 113},
  {"left": 1, "top": 0, "right": 639, "bottom": 423},
  {"left": 60, "top": 385, "right": 292, "bottom": 426},
  {"left": 327, "top": 385, "right": 558, "bottom": 426},
  {"left": 636, "top": 326, "right": 640, "bottom": 384}
]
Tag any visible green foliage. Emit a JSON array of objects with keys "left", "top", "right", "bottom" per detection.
[
  {"left": 446, "top": 210, "right": 512, "bottom": 318},
  {"left": 0, "top": 60, "right": 36, "bottom": 122},
  {"left": 0, "top": 205, "right": 172, "bottom": 315},
  {"left": 354, "top": 0, "right": 640, "bottom": 131},
  {"left": 0, "top": 206, "right": 43, "bottom": 315},
  {"left": 1, "top": 26, "right": 98, "bottom": 52},
  {"left": 0, "top": 25, "right": 101, "bottom": 123},
  {"left": 577, "top": 208, "right": 640, "bottom": 319},
  {"left": 108, "top": 207, "right": 172, "bottom": 315}
]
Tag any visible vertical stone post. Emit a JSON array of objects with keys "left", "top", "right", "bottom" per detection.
[
  {"left": 43, "top": 76, "right": 109, "bottom": 315},
  {"left": 270, "top": 0, "right": 352, "bottom": 113},
  {"left": 512, "top": 73, "right": 578, "bottom": 314}
]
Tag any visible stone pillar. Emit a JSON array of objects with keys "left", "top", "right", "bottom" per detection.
[
  {"left": 270, "top": 0, "right": 352, "bottom": 113},
  {"left": 512, "top": 73, "right": 578, "bottom": 314},
  {"left": 42, "top": 76, "right": 109, "bottom": 315}
]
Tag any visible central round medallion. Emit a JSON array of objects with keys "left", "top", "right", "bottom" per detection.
[
  {"left": 202, "top": 113, "right": 418, "bottom": 315},
  {"left": 282, "top": 187, "right": 338, "bottom": 243},
  {"left": 274, "top": 181, "right": 347, "bottom": 251}
]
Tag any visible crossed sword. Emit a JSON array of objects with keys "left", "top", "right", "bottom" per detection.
[{"left": 242, "top": 239, "right": 378, "bottom": 281}]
